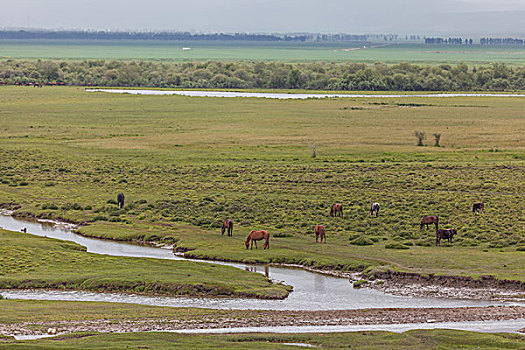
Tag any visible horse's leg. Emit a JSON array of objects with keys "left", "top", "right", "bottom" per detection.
[{"left": 254, "top": 240, "right": 258, "bottom": 249}]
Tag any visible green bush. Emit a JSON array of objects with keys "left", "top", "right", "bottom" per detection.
[
  {"left": 385, "top": 243, "right": 410, "bottom": 250},
  {"left": 350, "top": 236, "right": 374, "bottom": 246}
]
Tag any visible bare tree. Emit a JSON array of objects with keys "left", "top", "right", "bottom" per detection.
[
  {"left": 414, "top": 131, "right": 426, "bottom": 146},
  {"left": 433, "top": 133, "right": 441, "bottom": 147}
]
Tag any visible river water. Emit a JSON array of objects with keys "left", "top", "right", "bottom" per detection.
[
  {"left": 86, "top": 89, "right": 525, "bottom": 99},
  {"left": 0, "top": 215, "right": 521, "bottom": 311}
]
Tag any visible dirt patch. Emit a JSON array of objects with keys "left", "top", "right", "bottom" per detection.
[{"left": 1, "top": 306, "right": 523, "bottom": 336}]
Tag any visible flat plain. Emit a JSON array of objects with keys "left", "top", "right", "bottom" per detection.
[{"left": 1, "top": 40, "right": 525, "bottom": 64}]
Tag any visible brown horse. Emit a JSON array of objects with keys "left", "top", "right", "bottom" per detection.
[
  {"left": 221, "top": 219, "right": 234, "bottom": 236},
  {"left": 117, "top": 192, "right": 125, "bottom": 209},
  {"left": 330, "top": 204, "right": 343, "bottom": 218},
  {"left": 436, "top": 228, "right": 457, "bottom": 246},
  {"left": 472, "top": 202, "right": 484, "bottom": 213},
  {"left": 245, "top": 230, "right": 270, "bottom": 250},
  {"left": 314, "top": 224, "right": 326, "bottom": 243},
  {"left": 420, "top": 215, "right": 439, "bottom": 230}
]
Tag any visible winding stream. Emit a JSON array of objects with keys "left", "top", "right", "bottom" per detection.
[
  {"left": 87, "top": 89, "right": 525, "bottom": 99},
  {"left": 0, "top": 215, "right": 521, "bottom": 311}
]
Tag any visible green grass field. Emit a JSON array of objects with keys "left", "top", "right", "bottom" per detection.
[
  {"left": 0, "top": 86, "right": 523, "bottom": 283},
  {"left": 0, "top": 229, "right": 289, "bottom": 298},
  {"left": 1, "top": 40, "right": 525, "bottom": 64},
  {"left": 0, "top": 330, "right": 523, "bottom": 349}
]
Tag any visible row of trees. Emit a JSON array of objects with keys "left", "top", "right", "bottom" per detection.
[
  {"left": 425, "top": 37, "right": 525, "bottom": 45},
  {"left": 480, "top": 38, "right": 524, "bottom": 45},
  {"left": 424, "top": 37, "right": 474, "bottom": 45},
  {"left": 0, "top": 30, "right": 308, "bottom": 42},
  {"left": 1, "top": 60, "right": 523, "bottom": 91}
]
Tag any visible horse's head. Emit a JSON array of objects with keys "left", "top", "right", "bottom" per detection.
[
  {"left": 245, "top": 234, "right": 251, "bottom": 249},
  {"left": 450, "top": 228, "right": 457, "bottom": 236}
]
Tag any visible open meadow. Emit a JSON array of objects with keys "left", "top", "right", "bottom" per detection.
[
  {"left": 0, "top": 328, "right": 524, "bottom": 349},
  {"left": 0, "top": 86, "right": 523, "bottom": 285},
  {"left": 1, "top": 41, "right": 525, "bottom": 65}
]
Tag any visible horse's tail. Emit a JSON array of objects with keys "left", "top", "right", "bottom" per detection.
[
  {"left": 330, "top": 205, "right": 334, "bottom": 217},
  {"left": 435, "top": 216, "right": 439, "bottom": 230},
  {"left": 221, "top": 222, "right": 225, "bottom": 235},
  {"left": 472, "top": 204, "right": 476, "bottom": 212}
]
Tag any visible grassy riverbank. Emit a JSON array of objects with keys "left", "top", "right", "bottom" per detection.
[
  {"left": 0, "top": 330, "right": 523, "bottom": 349},
  {"left": 0, "top": 230, "right": 290, "bottom": 299},
  {"left": 0, "top": 86, "right": 523, "bottom": 284}
]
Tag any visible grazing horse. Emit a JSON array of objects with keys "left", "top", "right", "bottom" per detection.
[
  {"left": 117, "top": 192, "right": 125, "bottom": 209},
  {"left": 314, "top": 224, "right": 326, "bottom": 244},
  {"left": 436, "top": 228, "right": 457, "bottom": 246},
  {"left": 221, "top": 219, "right": 234, "bottom": 236},
  {"left": 245, "top": 230, "right": 270, "bottom": 250},
  {"left": 369, "top": 202, "right": 380, "bottom": 217},
  {"left": 330, "top": 204, "right": 343, "bottom": 218},
  {"left": 420, "top": 215, "right": 439, "bottom": 230},
  {"left": 472, "top": 202, "right": 484, "bottom": 213}
]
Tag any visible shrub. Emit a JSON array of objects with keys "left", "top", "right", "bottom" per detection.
[
  {"left": 353, "top": 280, "right": 366, "bottom": 288},
  {"left": 350, "top": 236, "right": 374, "bottom": 246},
  {"left": 414, "top": 131, "right": 426, "bottom": 146},
  {"left": 433, "top": 133, "right": 442, "bottom": 147},
  {"left": 42, "top": 203, "right": 58, "bottom": 210},
  {"left": 385, "top": 243, "right": 410, "bottom": 249}
]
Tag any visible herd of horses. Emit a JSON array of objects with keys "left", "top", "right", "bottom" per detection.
[{"left": 115, "top": 193, "right": 485, "bottom": 250}]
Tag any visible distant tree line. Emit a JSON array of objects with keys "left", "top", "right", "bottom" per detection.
[
  {"left": 424, "top": 37, "right": 474, "bottom": 45},
  {"left": 1, "top": 60, "right": 523, "bottom": 91},
  {"left": 426, "top": 37, "right": 525, "bottom": 45},
  {"left": 0, "top": 30, "right": 374, "bottom": 43},
  {"left": 480, "top": 38, "right": 524, "bottom": 45},
  {"left": 0, "top": 30, "right": 308, "bottom": 42},
  {"left": 0, "top": 30, "right": 418, "bottom": 43}
]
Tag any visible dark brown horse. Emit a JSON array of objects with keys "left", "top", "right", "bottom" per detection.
[
  {"left": 245, "top": 230, "right": 270, "bottom": 250},
  {"left": 330, "top": 204, "right": 343, "bottom": 218},
  {"left": 436, "top": 228, "right": 457, "bottom": 246},
  {"left": 117, "top": 192, "right": 125, "bottom": 209},
  {"left": 221, "top": 219, "right": 234, "bottom": 236},
  {"left": 314, "top": 224, "right": 326, "bottom": 244},
  {"left": 472, "top": 202, "right": 484, "bottom": 213},
  {"left": 420, "top": 215, "right": 439, "bottom": 230}
]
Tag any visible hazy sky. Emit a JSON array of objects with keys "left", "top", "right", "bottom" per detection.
[{"left": 1, "top": 0, "right": 524, "bottom": 35}]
